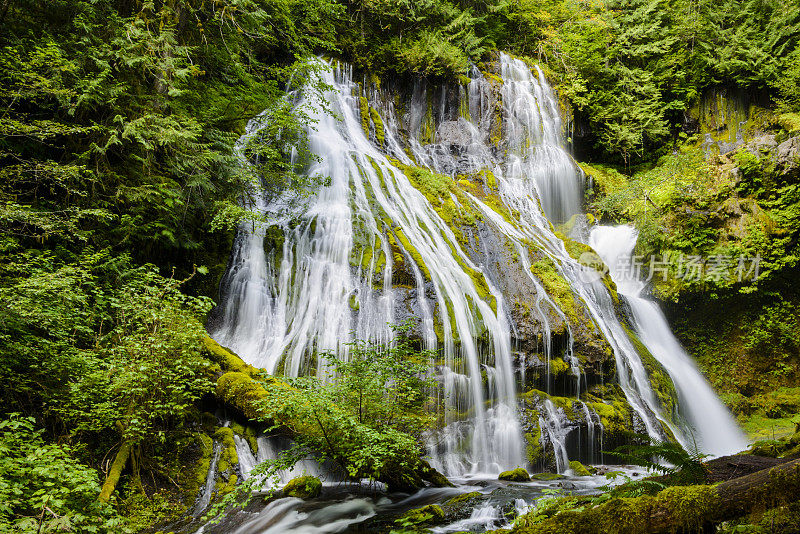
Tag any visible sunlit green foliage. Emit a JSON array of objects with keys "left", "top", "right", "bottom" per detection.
[
  {"left": 263, "top": 326, "right": 437, "bottom": 481},
  {"left": 0, "top": 414, "right": 129, "bottom": 533},
  {"left": 0, "top": 0, "right": 340, "bottom": 273}
]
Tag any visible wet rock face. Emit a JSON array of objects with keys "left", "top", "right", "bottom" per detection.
[
  {"left": 436, "top": 119, "right": 473, "bottom": 149},
  {"left": 777, "top": 136, "right": 800, "bottom": 173},
  {"left": 746, "top": 134, "right": 778, "bottom": 155}
]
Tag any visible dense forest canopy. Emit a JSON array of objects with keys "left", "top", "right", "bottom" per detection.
[{"left": 1, "top": 0, "right": 800, "bottom": 531}]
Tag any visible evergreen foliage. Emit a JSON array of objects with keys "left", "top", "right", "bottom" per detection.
[{"left": 2, "top": 0, "right": 800, "bottom": 530}]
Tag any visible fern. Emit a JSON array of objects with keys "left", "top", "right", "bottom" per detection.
[{"left": 605, "top": 435, "right": 709, "bottom": 485}]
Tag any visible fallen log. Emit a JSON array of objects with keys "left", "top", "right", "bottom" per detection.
[
  {"left": 511, "top": 458, "right": 800, "bottom": 534},
  {"left": 206, "top": 337, "right": 453, "bottom": 493}
]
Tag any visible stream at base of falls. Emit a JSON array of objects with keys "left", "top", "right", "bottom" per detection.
[{"left": 195, "top": 468, "right": 645, "bottom": 534}]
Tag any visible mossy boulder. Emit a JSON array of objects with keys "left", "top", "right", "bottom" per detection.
[
  {"left": 282, "top": 476, "right": 322, "bottom": 500},
  {"left": 569, "top": 460, "right": 593, "bottom": 476},
  {"left": 499, "top": 467, "right": 531, "bottom": 481},
  {"left": 444, "top": 491, "right": 483, "bottom": 506},
  {"left": 440, "top": 491, "right": 489, "bottom": 523},
  {"left": 419, "top": 460, "right": 455, "bottom": 489},
  {"left": 531, "top": 472, "right": 565, "bottom": 481},
  {"left": 398, "top": 504, "right": 445, "bottom": 526}
]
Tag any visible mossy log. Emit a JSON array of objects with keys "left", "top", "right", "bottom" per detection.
[
  {"left": 98, "top": 441, "right": 133, "bottom": 503},
  {"left": 512, "top": 458, "right": 800, "bottom": 534},
  {"left": 209, "top": 339, "right": 453, "bottom": 493},
  {"left": 203, "top": 336, "right": 260, "bottom": 376},
  {"left": 712, "top": 457, "right": 800, "bottom": 519}
]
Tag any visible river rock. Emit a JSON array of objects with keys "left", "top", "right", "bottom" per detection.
[
  {"left": 440, "top": 491, "right": 488, "bottom": 521},
  {"left": 531, "top": 472, "right": 566, "bottom": 481},
  {"left": 397, "top": 504, "right": 445, "bottom": 526},
  {"left": 569, "top": 460, "right": 593, "bottom": 476},
  {"left": 499, "top": 467, "right": 531, "bottom": 481},
  {"left": 745, "top": 134, "right": 778, "bottom": 155},
  {"left": 282, "top": 476, "right": 322, "bottom": 499}
]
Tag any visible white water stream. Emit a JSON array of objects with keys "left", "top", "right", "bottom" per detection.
[{"left": 589, "top": 225, "right": 748, "bottom": 456}]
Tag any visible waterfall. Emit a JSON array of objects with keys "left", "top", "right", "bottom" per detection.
[
  {"left": 214, "top": 59, "right": 525, "bottom": 475},
  {"left": 539, "top": 400, "right": 570, "bottom": 472},
  {"left": 233, "top": 436, "right": 258, "bottom": 481},
  {"left": 463, "top": 56, "right": 685, "bottom": 445},
  {"left": 211, "top": 52, "right": 745, "bottom": 481},
  {"left": 589, "top": 225, "right": 748, "bottom": 456},
  {"left": 193, "top": 442, "right": 221, "bottom": 517}
]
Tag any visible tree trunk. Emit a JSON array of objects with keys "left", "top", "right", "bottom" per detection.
[
  {"left": 98, "top": 441, "right": 133, "bottom": 503},
  {"left": 712, "top": 457, "right": 800, "bottom": 520},
  {"left": 511, "top": 458, "right": 800, "bottom": 534}
]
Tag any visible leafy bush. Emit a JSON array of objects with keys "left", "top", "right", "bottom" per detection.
[
  {"left": 0, "top": 414, "right": 128, "bottom": 533},
  {"left": 264, "top": 324, "right": 437, "bottom": 480},
  {"left": 0, "top": 248, "right": 216, "bottom": 496}
]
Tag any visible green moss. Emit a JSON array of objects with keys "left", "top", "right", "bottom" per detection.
[
  {"left": 499, "top": 467, "right": 531, "bottom": 481},
  {"left": 579, "top": 162, "right": 628, "bottom": 198},
  {"left": 230, "top": 421, "right": 246, "bottom": 437},
  {"left": 530, "top": 257, "right": 579, "bottom": 326},
  {"left": 213, "top": 426, "right": 239, "bottom": 495},
  {"left": 187, "top": 433, "right": 214, "bottom": 502},
  {"left": 548, "top": 357, "right": 571, "bottom": 375},
  {"left": 392, "top": 227, "right": 431, "bottom": 282},
  {"left": 282, "top": 475, "right": 322, "bottom": 499},
  {"left": 777, "top": 111, "right": 800, "bottom": 133},
  {"left": 586, "top": 386, "right": 635, "bottom": 438},
  {"left": 359, "top": 244, "right": 374, "bottom": 272},
  {"left": 521, "top": 389, "right": 576, "bottom": 418},
  {"left": 526, "top": 426, "right": 544, "bottom": 465},
  {"left": 530, "top": 472, "right": 566, "bottom": 481},
  {"left": 398, "top": 504, "right": 445, "bottom": 526},
  {"left": 658, "top": 485, "right": 718, "bottom": 529},
  {"left": 369, "top": 106, "right": 385, "bottom": 146},
  {"left": 444, "top": 491, "right": 483, "bottom": 505},
  {"left": 397, "top": 160, "right": 452, "bottom": 202},
  {"left": 483, "top": 71, "right": 503, "bottom": 85},
  {"left": 216, "top": 371, "right": 269, "bottom": 419},
  {"left": 359, "top": 96, "right": 370, "bottom": 137},
  {"left": 203, "top": 336, "right": 259, "bottom": 376},
  {"left": 568, "top": 460, "right": 592, "bottom": 476},
  {"left": 622, "top": 323, "right": 679, "bottom": 418},
  {"left": 513, "top": 484, "right": 718, "bottom": 533}
]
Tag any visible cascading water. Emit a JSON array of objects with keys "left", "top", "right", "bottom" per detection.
[
  {"left": 460, "top": 56, "right": 689, "bottom": 446},
  {"left": 539, "top": 400, "right": 570, "bottom": 473},
  {"left": 211, "top": 51, "right": 745, "bottom": 493},
  {"left": 214, "top": 59, "right": 525, "bottom": 476},
  {"left": 589, "top": 225, "right": 748, "bottom": 456}
]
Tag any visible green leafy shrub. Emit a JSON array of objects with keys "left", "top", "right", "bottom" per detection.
[{"left": 0, "top": 414, "right": 128, "bottom": 533}]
